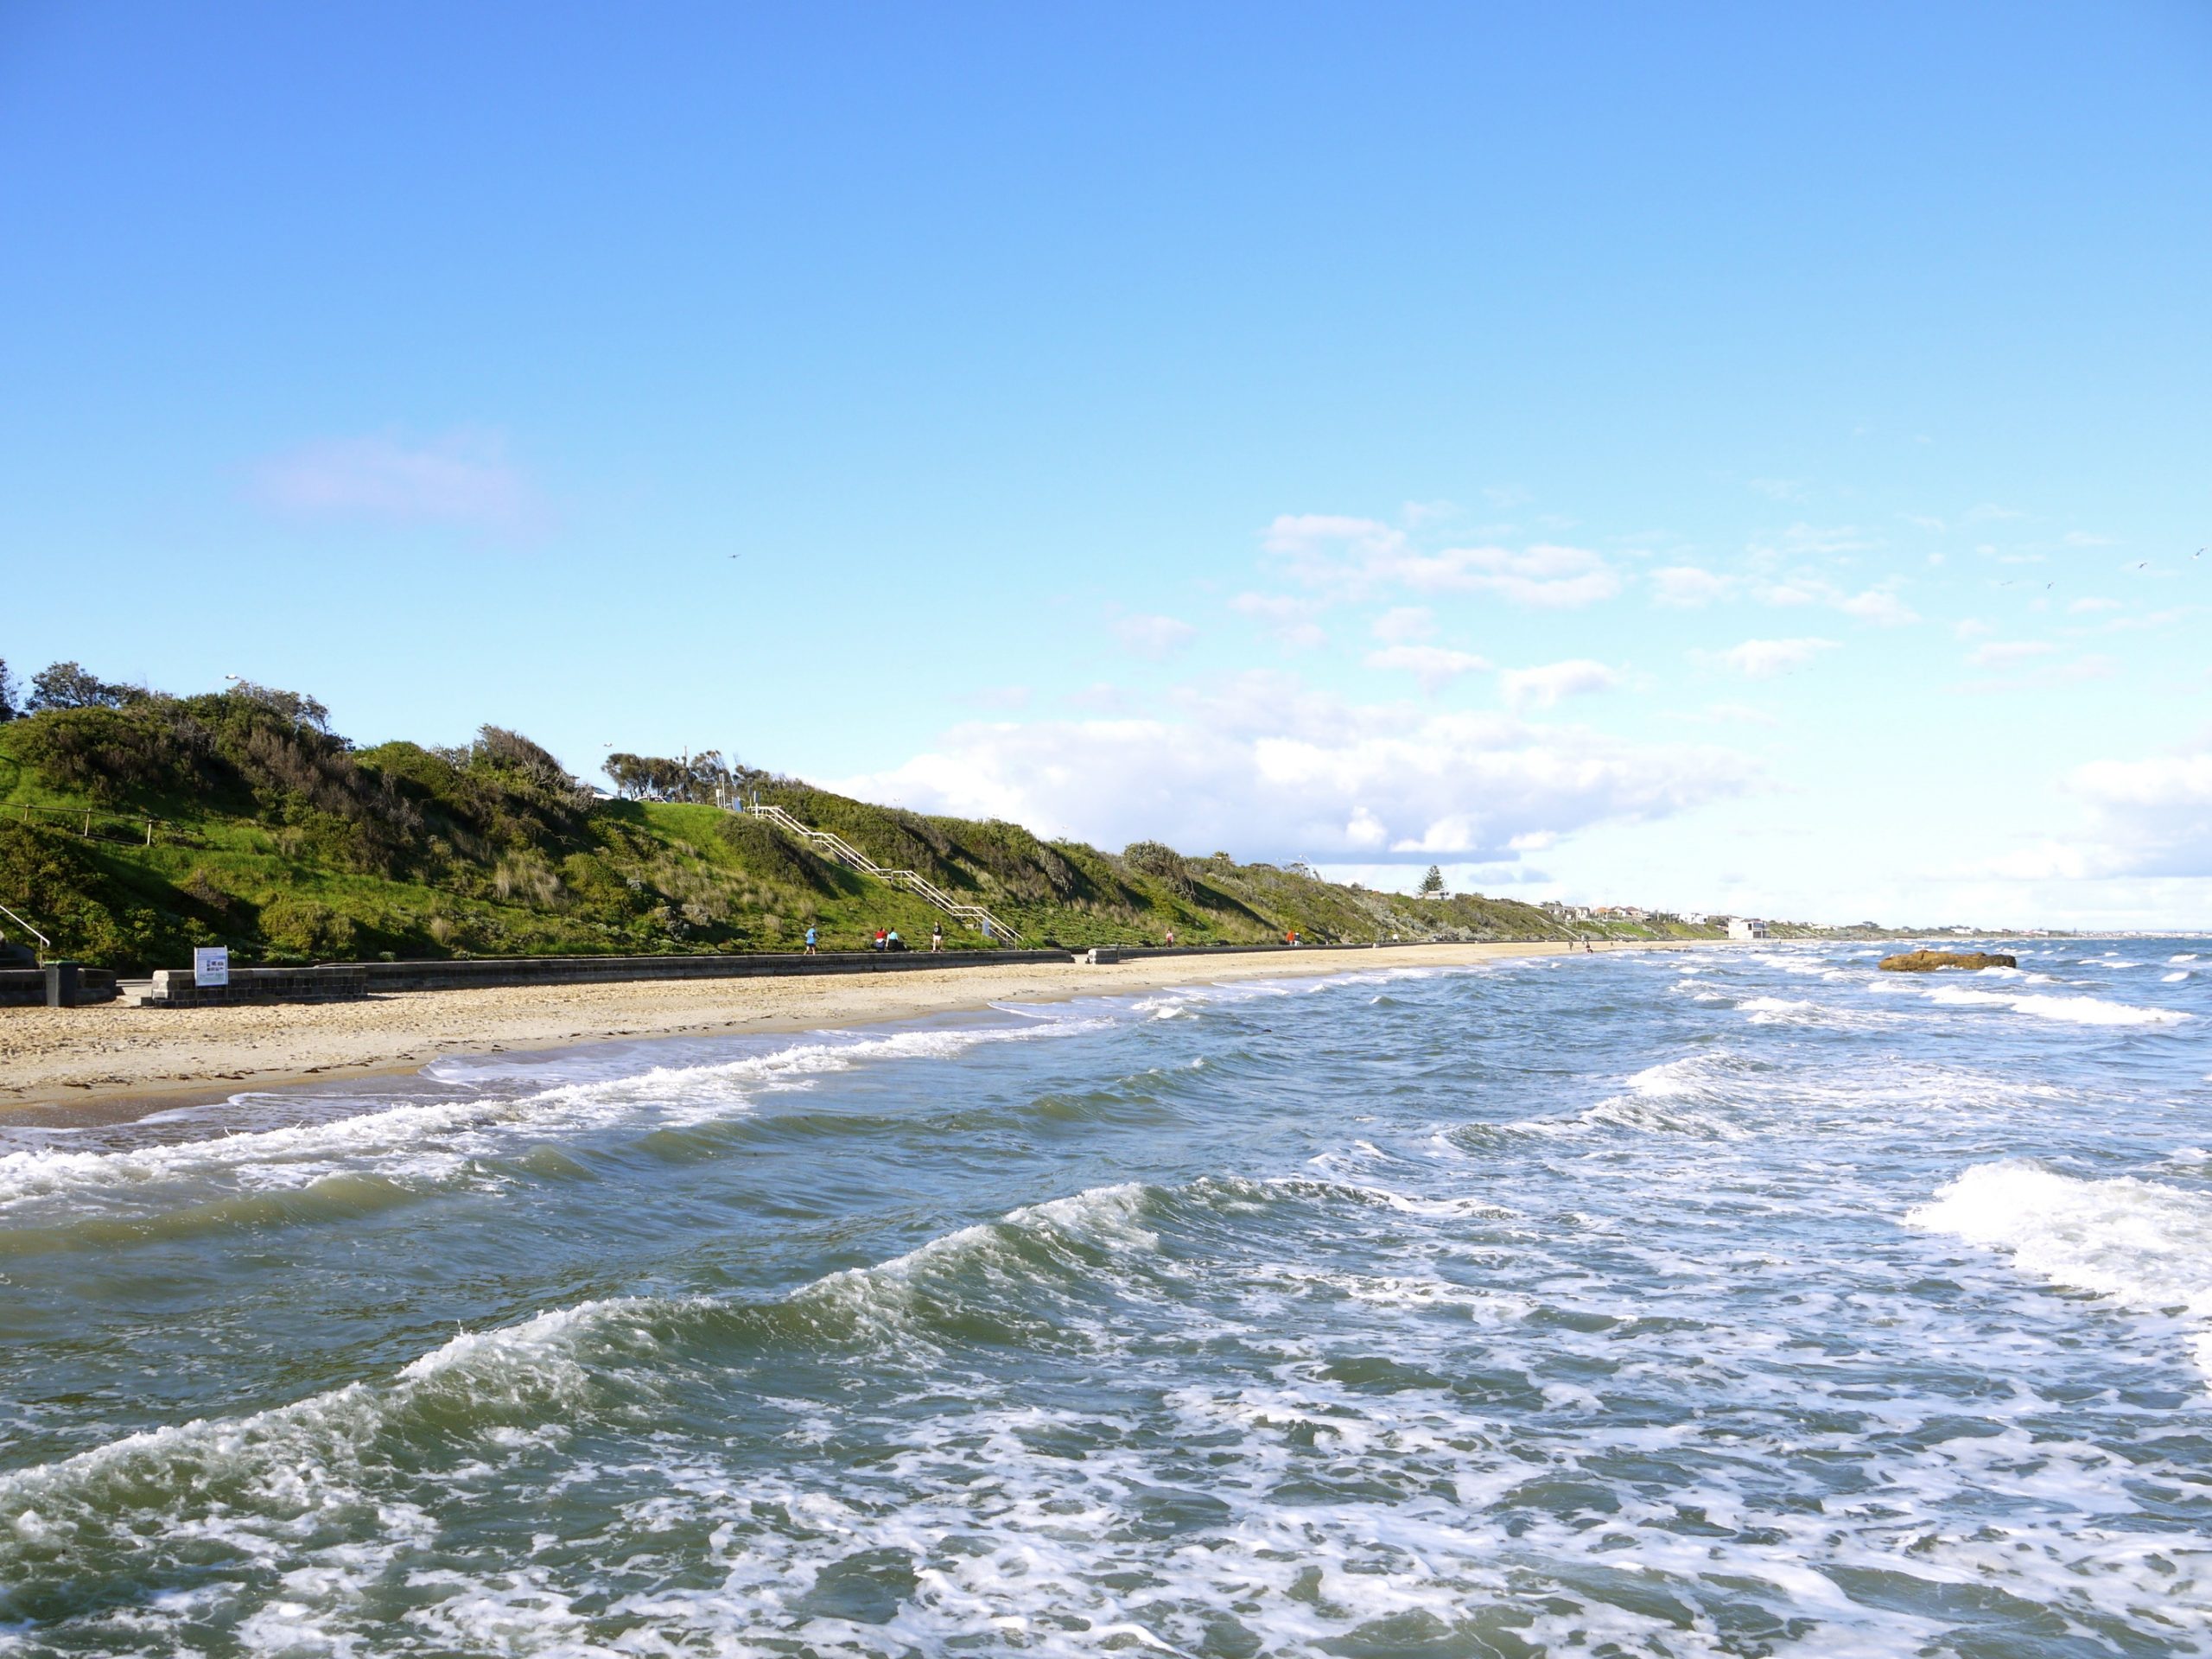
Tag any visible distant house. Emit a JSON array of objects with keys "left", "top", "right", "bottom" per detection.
[{"left": 1727, "top": 918, "right": 1770, "bottom": 941}]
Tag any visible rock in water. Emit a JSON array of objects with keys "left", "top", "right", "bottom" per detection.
[{"left": 1878, "top": 949, "right": 2018, "bottom": 972}]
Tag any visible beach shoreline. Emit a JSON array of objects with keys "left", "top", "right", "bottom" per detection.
[{"left": 0, "top": 939, "right": 1692, "bottom": 1123}]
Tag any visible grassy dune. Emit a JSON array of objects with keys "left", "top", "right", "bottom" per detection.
[{"left": 0, "top": 690, "right": 1592, "bottom": 971}]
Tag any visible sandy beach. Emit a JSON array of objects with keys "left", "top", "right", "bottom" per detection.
[{"left": 0, "top": 941, "right": 1651, "bottom": 1119}]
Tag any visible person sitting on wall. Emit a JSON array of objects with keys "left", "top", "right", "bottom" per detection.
[
  {"left": 887, "top": 929, "right": 906, "bottom": 951},
  {"left": 873, "top": 927, "right": 888, "bottom": 950}
]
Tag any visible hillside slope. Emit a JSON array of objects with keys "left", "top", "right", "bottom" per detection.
[{"left": 0, "top": 685, "right": 1583, "bottom": 970}]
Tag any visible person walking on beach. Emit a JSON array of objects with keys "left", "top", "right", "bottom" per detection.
[{"left": 804, "top": 925, "right": 818, "bottom": 956}]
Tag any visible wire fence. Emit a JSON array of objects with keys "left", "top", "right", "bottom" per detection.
[{"left": 8, "top": 802, "right": 170, "bottom": 846}]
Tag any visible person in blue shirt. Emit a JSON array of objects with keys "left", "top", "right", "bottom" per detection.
[{"left": 804, "top": 925, "right": 818, "bottom": 956}]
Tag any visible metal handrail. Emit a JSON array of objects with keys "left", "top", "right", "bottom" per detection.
[
  {"left": 748, "top": 803, "right": 1025, "bottom": 944},
  {"left": 0, "top": 901, "right": 51, "bottom": 952}
]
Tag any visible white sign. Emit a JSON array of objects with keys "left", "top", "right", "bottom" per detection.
[{"left": 194, "top": 946, "right": 230, "bottom": 987}]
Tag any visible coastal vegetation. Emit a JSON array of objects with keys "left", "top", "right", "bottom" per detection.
[{"left": 0, "top": 671, "right": 1624, "bottom": 971}]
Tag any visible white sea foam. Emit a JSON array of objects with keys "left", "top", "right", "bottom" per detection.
[
  {"left": 1909, "top": 1160, "right": 2212, "bottom": 1375},
  {"left": 1923, "top": 985, "right": 2187, "bottom": 1027},
  {"left": 0, "top": 1176, "right": 1172, "bottom": 1535},
  {"left": 0, "top": 1293, "right": 665, "bottom": 1528},
  {"left": 1734, "top": 994, "right": 1887, "bottom": 1029},
  {"left": 0, "top": 1017, "right": 1106, "bottom": 1223},
  {"left": 2164, "top": 970, "right": 2191, "bottom": 983}
]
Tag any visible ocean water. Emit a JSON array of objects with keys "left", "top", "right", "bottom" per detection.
[{"left": 1, "top": 939, "right": 2208, "bottom": 1656}]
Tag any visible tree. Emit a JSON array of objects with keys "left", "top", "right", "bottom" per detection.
[
  {"left": 1418, "top": 864, "right": 1446, "bottom": 897},
  {"left": 28, "top": 661, "right": 131, "bottom": 713},
  {"left": 604, "top": 747, "right": 753, "bottom": 804},
  {"left": 0, "top": 659, "right": 16, "bottom": 721},
  {"left": 226, "top": 680, "right": 331, "bottom": 733}
]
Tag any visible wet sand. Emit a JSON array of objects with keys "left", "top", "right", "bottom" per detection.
[{"left": 0, "top": 941, "right": 1645, "bottom": 1120}]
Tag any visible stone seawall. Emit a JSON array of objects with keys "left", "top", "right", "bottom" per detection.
[
  {"left": 132, "top": 949, "right": 1071, "bottom": 1005},
  {"left": 0, "top": 967, "right": 119, "bottom": 1007}
]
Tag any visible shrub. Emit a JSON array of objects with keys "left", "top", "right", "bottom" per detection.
[
  {"left": 1123, "top": 840, "right": 1193, "bottom": 898},
  {"left": 0, "top": 820, "right": 194, "bottom": 968},
  {"left": 10, "top": 703, "right": 205, "bottom": 803},
  {"left": 259, "top": 894, "right": 358, "bottom": 959}
]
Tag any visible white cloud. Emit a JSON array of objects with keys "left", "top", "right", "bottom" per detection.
[
  {"left": 1748, "top": 478, "right": 1807, "bottom": 501},
  {"left": 1965, "top": 640, "right": 2053, "bottom": 669},
  {"left": 2069, "top": 597, "right": 2121, "bottom": 614},
  {"left": 1835, "top": 588, "right": 1920, "bottom": 626},
  {"left": 1407, "top": 543, "right": 1619, "bottom": 607},
  {"left": 1370, "top": 606, "right": 1436, "bottom": 643},
  {"left": 1954, "top": 618, "right": 1996, "bottom": 639},
  {"left": 1695, "top": 638, "right": 1839, "bottom": 680},
  {"left": 834, "top": 674, "right": 1758, "bottom": 864},
  {"left": 1364, "top": 645, "right": 1491, "bottom": 694},
  {"left": 967, "top": 685, "right": 1033, "bottom": 711},
  {"left": 1262, "top": 513, "right": 1619, "bottom": 607},
  {"left": 1261, "top": 513, "right": 1406, "bottom": 585},
  {"left": 1750, "top": 572, "right": 1917, "bottom": 626},
  {"left": 1498, "top": 658, "right": 1623, "bottom": 711},
  {"left": 1955, "top": 653, "right": 2117, "bottom": 694},
  {"left": 1649, "top": 565, "right": 1734, "bottom": 607},
  {"left": 1749, "top": 523, "right": 1876, "bottom": 560},
  {"left": 1230, "top": 593, "right": 1326, "bottom": 650},
  {"left": 1703, "top": 702, "right": 1781, "bottom": 728},
  {"left": 1065, "top": 683, "right": 1137, "bottom": 714},
  {"left": 1112, "top": 613, "right": 1198, "bottom": 659},
  {"left": 2075, "top": 750, "right": 2212, "bottom": 810},
  {"left": 254, "top": 430, "right": 537, "bottom": 531},
  {"left": 2060, "top": 736, "right": 2212, "bottom": 878}
]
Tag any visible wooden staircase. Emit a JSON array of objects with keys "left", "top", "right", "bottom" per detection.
[{"left": 747, "top": 803, "right": 1023, "bottom": 944}]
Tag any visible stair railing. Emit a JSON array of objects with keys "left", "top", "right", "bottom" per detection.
[
  {"left": 747, "top": 803, "right": 1025, "bottom": 944},
  {"left": 0, "top": 900, "right": 52, "bottom": 958}
]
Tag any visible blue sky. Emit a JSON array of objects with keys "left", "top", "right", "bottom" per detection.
[{"left": 4, "top": 2, "right": 2209, "bottom": 926}]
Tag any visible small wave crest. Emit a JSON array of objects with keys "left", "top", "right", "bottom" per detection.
[
  {"left": 1908, "top": 1160, "right": 2212, "bottom": 1376},
  {"left": 0, "top": 1017, "right": 1109, "bottom": 1231},
  {"left": 1923, "top": 985, "right": 2187, "bottom": 1027}
]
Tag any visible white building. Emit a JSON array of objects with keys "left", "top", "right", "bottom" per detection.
[{"left": 1727, "top": 917, "right": 1770, "bottom": 941}]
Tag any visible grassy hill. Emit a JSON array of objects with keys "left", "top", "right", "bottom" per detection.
[{"left": 0, "top": 683, "right": 1589, "bottom": 970}]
